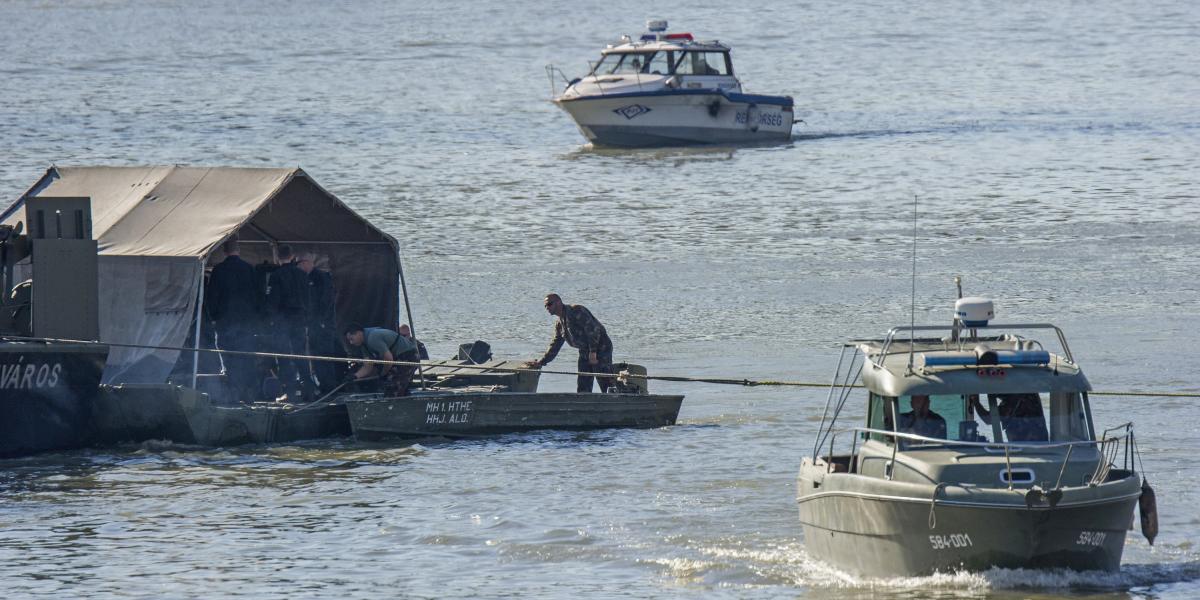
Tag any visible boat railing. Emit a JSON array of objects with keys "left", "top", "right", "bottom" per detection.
[
  {"left": 544, "top": 64, "right": 574, "bottom": 97},
  {"left": 876, "top": 322, "right": 1075, "bottom": 367},
  {"left": 819, "top": 424, "right": 1135, "bottom": 491}
]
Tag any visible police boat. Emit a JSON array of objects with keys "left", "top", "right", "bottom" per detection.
[
  {"left": 797, "top": 294, "right": 1156, "bottom": 576},
  {"left": 548, "top": 20, "right": 795, "bottom": 147}
]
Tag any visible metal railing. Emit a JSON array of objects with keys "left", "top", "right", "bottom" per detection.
[
  {"left": 544, "top": 64, "right": 572, "bottom": 98},
  {"left": 874, "top": 322, "right": 1075, "bottom": 367},
  {"left": 818, "top": 424, "right": 1134, "bottom": 491}
]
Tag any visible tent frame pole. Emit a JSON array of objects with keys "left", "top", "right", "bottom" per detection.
[
  {"left": 397, "top": 250, "right": 424, "bottom": 389},
  {"left": 191, "top": 259, "right": 205, "bottom": 390}
]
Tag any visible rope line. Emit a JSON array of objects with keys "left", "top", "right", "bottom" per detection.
[{"left": 3, "top": 335, "right": 1199, "bottom": 398}]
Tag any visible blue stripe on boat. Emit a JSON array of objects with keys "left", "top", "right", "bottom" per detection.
[{"left": 559, "top": 88, "right": 793, "bottom": 107}]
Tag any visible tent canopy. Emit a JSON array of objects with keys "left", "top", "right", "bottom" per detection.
[{"left": 2, "top": 166, "right": 402, "bottom": 384}]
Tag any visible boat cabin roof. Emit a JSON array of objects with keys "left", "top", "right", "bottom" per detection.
[
  {"left": 856, "top": 335, "right": 1091, "bottom": 398},
  {"left": 601, "top": 38, "right": 730, "bottom": 55}
]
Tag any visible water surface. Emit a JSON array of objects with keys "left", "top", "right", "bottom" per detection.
[{"left": 1, "top": 1, "right": 1198, "bottom": 597}]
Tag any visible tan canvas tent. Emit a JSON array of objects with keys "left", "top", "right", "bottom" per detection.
[{"left": 1, "top": 166, "right": 401, "bottom": 384}]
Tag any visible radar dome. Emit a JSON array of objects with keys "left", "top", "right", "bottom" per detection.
[{"left": 955, "top": 297, "right": 994, "bottom": 327}]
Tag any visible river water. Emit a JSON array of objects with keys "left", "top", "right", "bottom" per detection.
[{"left": 1, "top": 1, "right": 1199, "bottom": 598}]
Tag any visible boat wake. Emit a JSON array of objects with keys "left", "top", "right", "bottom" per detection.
[
  {"left": 794, "top": 554, "right": 1200, "bottom": 595},
  {"left": 658, "top": 540, "right": 1200, "bottom": 595}
]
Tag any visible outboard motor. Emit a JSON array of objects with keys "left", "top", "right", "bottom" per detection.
[
  {"left": 456, "top": 341, "right": 492, "bottom": 365},
  {"left": 613, "top": 362, "right": 649, "bottom": 395}
]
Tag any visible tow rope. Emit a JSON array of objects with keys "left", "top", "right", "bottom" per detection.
[{"left": 3, "top": 335, "right": 1199, "bottom": 398}]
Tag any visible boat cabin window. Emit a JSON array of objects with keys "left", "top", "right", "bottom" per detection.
[
  {"left": 975, "top": 392, "right": 1091, "bottom": 443},
  {"left": 673, "top": 51, "right": 730, "bottom": 76},
  {"left": 870, "top": 392, "right": 1093, "bottom": 448},
  {"left": 865, "top": 393, "right": 892, "bottom": 442},
  {"left": 644, "top": 51, "right": 672, "bottom": 75},
  {"left": 1048, "top": 392, "right": 1092, "bottom": 441},
  {"left": 880, "top": 394, "right": 996, "bottom": 447},
  {"left": 593, "top": 52, "right": 656, "bottom": 75}
]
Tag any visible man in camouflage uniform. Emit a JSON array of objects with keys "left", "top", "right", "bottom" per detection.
[{"left": 529, "top": 293, "right": 615, "bottom": 393}]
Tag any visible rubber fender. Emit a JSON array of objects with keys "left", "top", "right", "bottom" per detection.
[
  {"left": 707, "top": 100, "right": 720, "bottom": 118},
  {"left": 1139, "top": 479, "right": 1158, "bottom": 545}
]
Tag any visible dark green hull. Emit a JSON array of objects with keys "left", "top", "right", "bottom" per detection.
[
  {"left": 95, "top": 384, "right": 350, "bottom": 446},
  {"left": 797, "top": 462, "right": 1141, "bottom": 576},
  {"left": 346, "top": 391, "right": 684, "bottom": 440}
]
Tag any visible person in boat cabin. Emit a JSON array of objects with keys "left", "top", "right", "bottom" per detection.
[
  {"left": 343, "top": 323, "right": 420, "bottom": 396},
  {"left": 971, "top": 394, "right": 1050, "bottom": 442},
  {"left": 526, "top": 293, "right": 615, "bottom": 393},
  {"left": 897, "top": 395, "right": 947, "bottom": 439}
]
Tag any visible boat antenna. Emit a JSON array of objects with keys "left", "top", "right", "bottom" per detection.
[{"left": 906, "top": 194, "right": 918, "bottom": 375}]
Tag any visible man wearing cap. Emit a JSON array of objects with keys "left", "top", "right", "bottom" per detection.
[{"left": 527, "top": 293, "right": 615, "bottom": 393}]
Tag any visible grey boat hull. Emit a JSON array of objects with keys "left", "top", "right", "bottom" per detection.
[
  {"left": 346, "top": 390, "right": 684, "bottom": 440},
  {"left": 797, "top": 463, "right": 1142, "bottom": 576},
  {"left": 94, "top": 384, "right": 350, "bottom": 447}
]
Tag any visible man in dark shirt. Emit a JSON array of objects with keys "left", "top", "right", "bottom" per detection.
[
  {"left": 206, "top": 239, "right": 262, "bottom": 401},
  {"left": 267, "top": 245, "right": 314, "bottom": 399},
  {"left": 344, "top": 323, "right": 420, "bottom": 396},
  {"left": 971, "top": 394, "right": 1050, "bottom": 442},
  {"left": 527, "top": 293, "right": 615, "bottom": 393},
  {"left": 898, "top": 395, "right": 947, "bottom": 440}
]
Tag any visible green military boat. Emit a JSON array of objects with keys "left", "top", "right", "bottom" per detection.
[
  {"left": 344, "top": 358, "right": 684, "bottom": 440},
  {"left": 798, "top": 296, "right": 1152, "bottom": 576}
]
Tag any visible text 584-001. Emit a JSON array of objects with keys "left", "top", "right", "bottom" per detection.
[{"left": 929, "top": 533, "right": 973, "bottom": 550}]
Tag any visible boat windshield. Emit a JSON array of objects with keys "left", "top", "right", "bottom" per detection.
[
  {"left": 673, "top": 51, "right": 730, "bottom": 75},
  {"left": 592, "top": 52, "right": 660, "bottom": 75},
  {"left": 869, "top": 391, "right": 1093, "bottom": 447}
]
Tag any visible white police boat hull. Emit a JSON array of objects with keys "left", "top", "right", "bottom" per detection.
[{"left": 556, "top": 90, "right": 792, "bottom": 147}]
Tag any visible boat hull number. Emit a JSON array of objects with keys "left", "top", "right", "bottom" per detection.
[
  {"left": 425, "top": 400, "right": 473, "bottom": 425},
  {"left": 929, "top": 533, "right": 973, "bottom": 550},
  {"left": 1076, "top": 531, "right": 1107, "bottom": 547}
]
